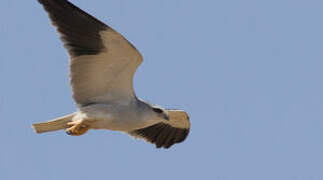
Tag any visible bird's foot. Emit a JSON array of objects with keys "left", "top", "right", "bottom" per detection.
[{"left": 66, "top": 120, "right": 90, "bottom": 136}]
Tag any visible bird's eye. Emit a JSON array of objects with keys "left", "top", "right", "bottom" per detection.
[{"left": 152, "top": 108, "right": 163, "bottom": 114}]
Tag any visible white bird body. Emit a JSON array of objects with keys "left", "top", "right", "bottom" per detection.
[
  {"left": 33, "top": 0, "right": 190, "bottom": 149},
  {"left": 74, "top": 102, "right": 159, "bottom": 131}
]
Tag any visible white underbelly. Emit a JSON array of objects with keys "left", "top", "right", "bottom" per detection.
[
  {"left": 91, "top": 118, "right": 147, "bottom": 131},
  {"left": 75, "top": 104, "right": 151, "bottom": 132}
]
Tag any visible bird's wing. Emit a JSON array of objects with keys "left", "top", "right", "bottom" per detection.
[
  {"left": 129, "top": 110, "right": 190, "bottom": 149},
  {"left": 38, "top": 0, "right": 143, "bottom": 106}
]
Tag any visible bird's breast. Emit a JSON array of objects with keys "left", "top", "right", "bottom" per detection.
[{"left": 78, "top": 103, "right": 147, "bottom": 131}]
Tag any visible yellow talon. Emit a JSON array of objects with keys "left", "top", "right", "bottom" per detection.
[{"left": 66, "top": 121, "right": 89, "bottom": 136}]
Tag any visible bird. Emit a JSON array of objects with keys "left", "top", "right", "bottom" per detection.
[{"left": 32, "top": 0, "right": 190, "bottom": 149}]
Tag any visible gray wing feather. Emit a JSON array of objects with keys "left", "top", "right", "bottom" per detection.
[{"left": 38, "top": 0, "right": 143, "bottom": 106}]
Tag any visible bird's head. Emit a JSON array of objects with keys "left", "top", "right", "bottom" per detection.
[{"left": 151, "top": 106, "right": 169, "bottom": 121}]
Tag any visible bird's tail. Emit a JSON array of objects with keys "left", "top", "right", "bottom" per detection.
[{"left": 32, "top": 113, "right": 75, "bottom": 134}]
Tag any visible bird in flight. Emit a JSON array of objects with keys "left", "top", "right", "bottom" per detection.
[{"left": 32, "top": 0, "right": 191, "bottom": 149}]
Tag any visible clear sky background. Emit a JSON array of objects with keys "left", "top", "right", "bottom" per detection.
[{"left": 1, "top": 0, "right": 323, "bottom": 179}]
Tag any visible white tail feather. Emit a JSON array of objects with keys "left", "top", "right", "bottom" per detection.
[{"left": 32, "top": 113, "right": 75, "bottom": 134}]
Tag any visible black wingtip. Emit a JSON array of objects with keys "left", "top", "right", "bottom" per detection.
[
  {"left": 37, "top": 0, "right": 108, "bottom": 57},
  {"left": 131, "top": 123, "right": 190, "bottom": 149}
]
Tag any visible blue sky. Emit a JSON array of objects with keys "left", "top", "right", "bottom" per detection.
[{"left": 1, "top": 0, "right": 323, "bottom": 179}]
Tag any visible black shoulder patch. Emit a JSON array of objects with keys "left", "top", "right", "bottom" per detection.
[
  {"left": 131, "top": 123, "right": 190, "bottom": 149},
  {"left": 38, "top": 0, "right": 108, "bottom": 57}
]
